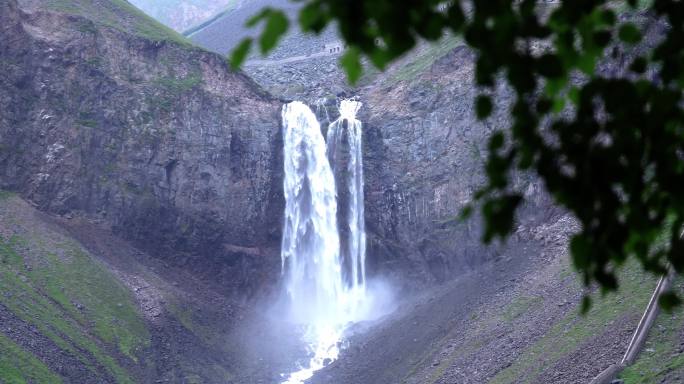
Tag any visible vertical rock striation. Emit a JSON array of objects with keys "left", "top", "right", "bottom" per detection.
[{"left": 360, "top": 46, "right": 551, "bottom": 285}]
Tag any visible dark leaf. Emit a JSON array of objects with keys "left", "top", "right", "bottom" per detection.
[
  {"left": 489, "top": 132, "right": 504, "bottom": 151},
  {"left": 459, "top": 205, "right": 473, "bottom": 221},
  {"left": 299, "top": 2, "right": 327, "bottom": 32},
  {"left": 570, "top": 235, "right": 591, "bottom": 269},
  {"left": 536, "top": 97, "right": 552, "bottom": 114},
  {"left": 482, "top": 194, "right": 522, "bottom": 243},
  {"left": 341, "top": 47, "right": 362, "bottom": 84},
  {"left": 630, "top": 57, "right": 647, "bottom": 74},
  {"left": 229, "top": 38, "right": 252, "bottom": 70},
  {"left": 580, "top": 296, "right": 592, "bottom": 315},
  {"left": 538, "top": 54, "right": 564, "bottom": 79},
  {"left": 476, "top": 95, "right": 493, "bottom": 120},
  {"left": 246, "top": 9, "right": 269, "bottom": 27},
  {"left": 259, "top": 10, "right": 289, "bottom": 54},
  {"left": 593, "top": 30, "right": 612, "bottom": 48},
  {"left": 619, "top": 23, "right": 642, "bottom": 45},
  {"left": 659, "top": 290, "right": 681, "bottom": 313}
]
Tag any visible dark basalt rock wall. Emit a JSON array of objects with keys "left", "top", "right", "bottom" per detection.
[
  {"left": 359, "top": 46, "right": 553, "bottom": 285},
  {"left": 0, "top": 0, "right": 284, "bottom": 294}
]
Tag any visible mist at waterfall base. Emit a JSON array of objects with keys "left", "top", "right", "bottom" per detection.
[{"left": 277, "top": 100, "right": 395, "bottom": 383}]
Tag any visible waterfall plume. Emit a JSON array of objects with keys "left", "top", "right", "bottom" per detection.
[
  {"left": 280, "top": 100, "right": 372, "bottom": 383},
  {"left": 327, "top": 99, "right": 366, "bottom": 292},
  {"left": 281, "top": 101, "right": 343, "bottom": 325}
]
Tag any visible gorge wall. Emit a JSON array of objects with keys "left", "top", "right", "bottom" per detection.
[
  {"left": 0, "top": 0, "right": 284, "bottom": 295},
  {"left": 0, "top": 0, "right": 554, "bottom": 296},
  {"left": 359, "top": 46, "right": 552, "bottom": 285}
]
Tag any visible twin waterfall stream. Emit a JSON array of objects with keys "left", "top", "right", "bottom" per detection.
[{"left": 280, "top": 100, "right": 370, "bottom": 383}]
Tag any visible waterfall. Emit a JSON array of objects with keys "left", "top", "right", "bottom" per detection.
[
  {"left": 327, "top": 99, "right": 366, "bottom": 292},
  {"left": 281, "top": 101, "right": 343, "bottom": 324},
  {"left": 280, "top": 100, "right": 368, "bottom": 384}
]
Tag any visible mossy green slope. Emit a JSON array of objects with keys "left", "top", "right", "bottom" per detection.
[
  {"left": 42, "top": 0, "right": 192, "bottom": 46},
  {"left": 489, "top": 261, "right": 655, "bottom": 384},
  {"left": 0, "top": 192, "right": 149, "bottom": 383},
  {"left": 619, "top": 278, "right": 684, "bottom": 383},
  {"left": 386, "top": 35, "right": 461, "bottom": 85},
  {"left": 0, "top": 333, "right": 63, "bottom": 384}
]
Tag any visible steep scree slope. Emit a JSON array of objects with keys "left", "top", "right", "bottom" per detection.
[{"left": 0, "top": 191, "right": 247, "bottom": 383}]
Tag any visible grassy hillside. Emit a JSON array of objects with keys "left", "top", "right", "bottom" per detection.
[
  {"left": 397, "top": 239, "right": 659, "bottom": 384},
  {"left": 383, "top": 35, "right": 462, "bottom": 85},
  {"left": 42, "top": 0, "right": 192, "bottom": 45},
  {"left": 0, "top": 192, "right": 149, "bottom": 383},
  {"left": 619, "top": 278, "right": 684, "bottom": 383},
  {"left": 0, "top": 333, "right": 63, "bottom": 384},
  {"left": 0, "top": 190, "right": 249, "bottom": 382},
  {"left": 488, "top": 261, "right": 655, "bottom": 384}
]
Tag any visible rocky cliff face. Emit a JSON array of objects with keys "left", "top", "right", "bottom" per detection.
[
  {"left": 229, "top": 28, "right": 555, "bottom": 286},
  {"left": 359, "top": 45, "right": 553, "bottom": 285},
  {"left": 121, "top": 0, "right": 540, "bottom": 289},
  {"left": 0, "top": 0, "right": 284, "bottom": 294}
]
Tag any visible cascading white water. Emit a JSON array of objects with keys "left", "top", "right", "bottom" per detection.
[
  {"left": 281, "top": 101, "right": 344, "bottom": 326},
  {"left": 280, "top": 100, "right": 368, "bottom": 384},
  {"left": 326, "top": 100, "right": 366, "bottom": 292}
]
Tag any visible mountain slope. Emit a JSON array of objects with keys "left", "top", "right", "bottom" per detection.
[
  {"left": 618, "top": 279, "right": 684, "bottom": 383},
  {"left": 187, "top": 0, "right": 294, "bottom": 53},
  {"left": 1, "top": 0, "right": 284, "bottom": 295},
  {"left": 0, "top": 192, "right": 148, "bottom": 383},
  {"left": 309, "top": 215, "right": 657, "bottom": 383},
  {"left": 128, "top": 0, "right": 237, "bottom": 32},
  {"left": 25, "top": 0, "right": 190, "bottom": 44},
  {"left": 187, "top": 0, "right": 339, "bottom": 61},
  {"left": 0, "top": 188, "right": 301, "bottom": 383}
]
